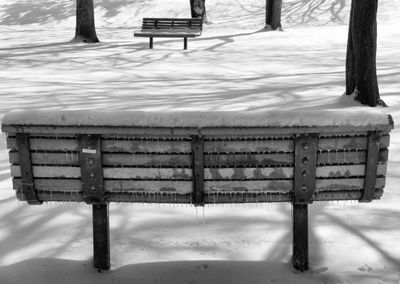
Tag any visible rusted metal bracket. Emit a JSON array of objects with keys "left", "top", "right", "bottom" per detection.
[
  {"left": 360, "top": 131, "right": 380, "bottom": 202},
  {"left": 78, "top": 134, "right": 106, "bottom": 204},
  {"left": 191, "top": 135, "right": 204, "bottom": 206},
  {"left": 294, "top": 133, "right": 318, "bottom": 204},
  {"left": 16, "top": 133, "right": 42, "bottom": 205}
]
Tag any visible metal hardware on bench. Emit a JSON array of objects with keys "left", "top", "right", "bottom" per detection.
[
  {"left": 16, "top": 133, "right": 42, "bottom": 205},
  {"left": 191, "top": 135, "right": 205, "bottom": 206},
  {"left": 294, "top": 133, "right": 317, "bottom": 204},
  {"left": 78, "top": 134, "right": 106, "bottom": 204},
  {"left": 360, "top": 131, "right": 380, "bottom": 202}
]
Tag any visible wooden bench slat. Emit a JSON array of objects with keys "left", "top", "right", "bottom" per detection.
[
  {"left": 10, "top": 163, "right": 387, "bottom": 180},
  {"left": 8, "top": 149, "right": 389, "bottom": 168},
  {"left": 6, "top": 135, "right": 390, "bottom": 153},
  {"left": 12, "top": 177, "right": 386, "bottom": 202},
  {"left": 14, "top": 188, "right": 384, "bottom": 203}
]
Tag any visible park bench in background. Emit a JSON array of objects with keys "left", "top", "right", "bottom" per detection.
[
  {"left": 134, "top": 18, "right": 203, "bottom": 49},
  {"left": 1, "top": 110, "right": 393, "bottom": 272}
]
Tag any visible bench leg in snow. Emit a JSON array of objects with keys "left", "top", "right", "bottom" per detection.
[
  {"left": 93, "top": 204, "right": 110, "bottom": 270},
  {"left": 184, "top": 37, "right": 188, "bottom": 50},
  {"left": 149, "top": 37, "right": 153, "bottom": 49},
  {"left": 292, "top": 203, "right": 309, "bottom": 271}
]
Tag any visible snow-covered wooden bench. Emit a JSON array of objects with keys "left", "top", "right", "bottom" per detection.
[
  {"left": 1, "top": 110, "right": 393, "bottom": 272},
  {"left": 134, "top": 18, "right": 203, "bottom": 49}
]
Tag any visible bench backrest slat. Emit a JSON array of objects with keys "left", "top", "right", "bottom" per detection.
[{"left": 141, "top": 18, "right": 203, "bottom": 30}]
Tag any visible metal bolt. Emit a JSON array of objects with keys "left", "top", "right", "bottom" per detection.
[
  {"left": 88, "top": 158, "right": 94, "bottom": 164},
  {"left": 302, "top": 157, "right": 308, "bottom": 164},
  {"left": 90, "top": 173, "right": 95, "bottom": 178},
  {"left": 301, "top": 185, "right": 307, "bottom": 192},
  {"left": 303, "top": 143, "right": 309, "bottom": 150},
  {"left": 91, "top": 185, "right": 96, "bottom": 191},
  {"left": 302, "top": 171, "right": 308, "bottom": 178}
]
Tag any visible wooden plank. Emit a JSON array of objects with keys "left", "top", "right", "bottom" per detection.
[
  {"left": 8, "top": 149, "right": 389, "bottom": 167},
  {"left": 102, "top": 139, "right": 192, "bottom": 153},
  {"left": 6, "top": 135, "right": 389, "bottom": 153},
  {"left": 104, "top": 180, "right": 192, "bottom": 194},
  {"left": 10, "top": 163, "right": 387, "bottom": 180},
  {"left": 15, "top": 187, "right": 383, "bottom": 203},
  {"left": 204, "top": 153, "right": 294, "bottom": 167},
  {"left": 203, "top": 139, "right": 293, "bottom": 153},
  {"left": 316, "top": 163, "right": 386, "bottom": 178},
  {"left": 13, "top": 178, "right": 193, "bottom": 194},
  {"left": 104, "top": 168, "right": 192, "bottom": 180},
  {"left": 317, "top": 148, "right": 388, "bottom": 164},
  {"left": 7, "top": 137, "right": 78, "bottom": 151},
  {"left": 11, "top": 166, "right": 193, "bottom": 180},
  {"left": 316, "top": 177, "right": 386, "bottom": 191},
  {"left": 204, "top": 167, "right": 293, "bottom": 180},
  {"left": 205, "top": 180, "right": 293, "bottom": 192},
  {"left": 7, "top": 137, "right": 192, "bottom": 153},
  {"left": 9, "top": 152, "right": 192, "bottom": 167}
]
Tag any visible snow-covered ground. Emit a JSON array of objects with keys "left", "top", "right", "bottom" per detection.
[{"left": 0, "top": 0, "right": 400, "bottom": 283}]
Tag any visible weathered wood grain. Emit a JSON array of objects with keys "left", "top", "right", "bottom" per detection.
[
  {"left": 13, "top": 178, "right": 193, "bottom": 194},
  {"left": 6, "top": 135, "right": 390, "bottom": 152},
  {"left": 10, "top": 163, "right": 387, "bottom": 180}
]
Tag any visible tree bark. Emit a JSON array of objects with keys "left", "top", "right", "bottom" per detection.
[
  {"left": 265, "top": 0, "right": 282, "bottom": 30},
  {"left": 345, "top": 0, "right": 380, "bottom": 106},
  {"left": 75, "top": 0, "right": 99, "bottom": 43},
  {"left": 190, "top": 0, "right": 207, "bottom": 20}
]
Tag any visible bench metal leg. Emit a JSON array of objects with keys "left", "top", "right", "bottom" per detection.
[
  {"left": 292, "top": 203, "right": 309, "bottom": 271},
  {"left": 184, "top": 37, "right": 188, "bottom": 50},
  {"left": 93, "top": 204, "right": 110, "bottom": 270},
  {"left": 149, "top": 37, "right": 153, "bottom": 49}
]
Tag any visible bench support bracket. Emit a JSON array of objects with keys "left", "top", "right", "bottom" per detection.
[
  {"left": 93, "top": 204, "right": 110, "bottom": 270},
  {"left": 292, "top": 203, "right": 309, "bottom": 271},
  {"left": 191, "top": 135, "right": 204, "bottom": 206},
  {"left": 78, "top": 134, "right": 106, "bottom": 204},
  {"left": 294, "top": 133, "right": 317, "bottom": 204},
  {"left": 16, "top": 133, "right": 42, "bottom": 205},
  {"left": 360, "top": 131, "right": 380, "bottom": 202}
]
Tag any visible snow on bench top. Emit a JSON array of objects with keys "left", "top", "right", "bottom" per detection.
[{"left": 1, "top": 108, "right": 392, "bottom": 129}]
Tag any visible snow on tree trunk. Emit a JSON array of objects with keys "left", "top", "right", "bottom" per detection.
[
  {"left": 265, "top": 0, "right": 282, "bottom": 30},
  {"left": 345, "top": 0, "right": 380, "bottom": 106},
  {"left": 190, "top": 0, "right": 207, "bottom": 20},
  {"left": 75, "top": 0, "right": 99, "bottom": 43}
]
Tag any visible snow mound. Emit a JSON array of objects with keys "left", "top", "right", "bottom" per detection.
[{"left": 2, "top": 107, "right": 391, "bottom": 129}]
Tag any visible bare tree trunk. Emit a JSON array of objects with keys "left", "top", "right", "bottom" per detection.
[
  {"left": 266, "top": 0, "right": 282, "bottom": 30},
  {"left": 345, "top": 0, "right": 355, "bottom": 95},
  {"left": 190, "top": 0, "right": 207, "bottom": 21},
  {"left": 75, "top": 0, "right": 99, "bottom": 43},
  {"left": 346, "top": 0, "right": 380, "bottom": 106}
]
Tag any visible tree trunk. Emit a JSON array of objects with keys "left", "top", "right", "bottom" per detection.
[
  {"left": 190, "top": 0, "right": 207, "bottom": 20},
  {"left": 266, "top": 0, "right": 282, "bottom": 30},
  {"left": 75, "top": 0, "right": 99, "bottom": 43},
  {"left": 345, "top": 0, "right": 380, "bottom": 106}
]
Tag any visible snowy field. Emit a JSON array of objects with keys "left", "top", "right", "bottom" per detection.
[{"left": 0, "top": 0, "right": 400, "bottom": 283}]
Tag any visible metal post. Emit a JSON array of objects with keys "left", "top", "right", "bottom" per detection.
[
  {"left": 292, "top": 203, "right": 309, "bottom": 271},
  {"left": 184, "top": 38, "right": 188, "bottom": 50},
  {"left": 149, "top": 37, "right": 153, "bottom": 49},
  {"left": 93, "top": 204, "right": 110, "bottom": 270}
]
